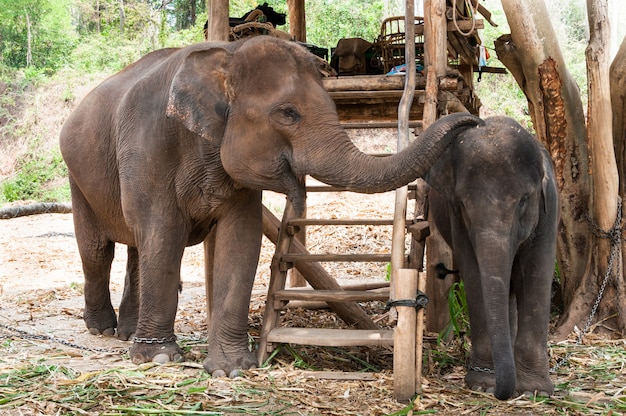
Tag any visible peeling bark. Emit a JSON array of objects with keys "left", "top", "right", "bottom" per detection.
[
  {"left": 498, "top": 0, "right": 626, "bottom": 339},
  {"left": 611, "top": 36, "right": 626, "bottom": 336},
  {"left": 499, "top": 0, "right": 592, "bottom": 309}
]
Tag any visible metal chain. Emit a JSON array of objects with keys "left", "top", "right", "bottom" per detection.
[
  {"left": 470, "top": 366, "right": 495, "bottom": 374},
  {"left": 0, "top": 323, "right": 127, "bottom": 354},
  {"left": 552, "top": 199, "right": 623, "bottom": 373},
  {"left": 133, "top": 335, "right": 177, "bottom": 344}
]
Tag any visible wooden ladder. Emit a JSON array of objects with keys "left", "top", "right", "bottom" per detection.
[{"left": 257, "top": 181, "right": 425, "bottom": 362}]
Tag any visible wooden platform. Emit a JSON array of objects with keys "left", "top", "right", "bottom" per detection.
[{"left": 322, "top": 71, "right": 478, "bottom": 127}]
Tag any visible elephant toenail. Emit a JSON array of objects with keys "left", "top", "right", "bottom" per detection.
[
  {"left": 229, "top": 369, "right": 243, "bottom": 378},
  {"left": 102, "top": 328, "right": 116, "bottom": 337},
  {"left": 152, "top": 353, "right": 170, "bottom": 364},
  {"left": 89, "top": 327, "right": 101, "bottom": 335},
  {"left": 212, "top": 369, "right": 227, "bottom": 378}
]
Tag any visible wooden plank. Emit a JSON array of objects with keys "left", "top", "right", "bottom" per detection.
[
  {"left": 287, "top": 218, "right": 397, "bottom": 226},
  {"left": 330, "top": 89, "right": 424, "bottom": 101},
  {"left": 305, "top": 183, "right": 419, "bottom": 193},
  {"left": 266, "top": 328, "right": 394, "bottom": 347},
  {"left": 323, "top": 75, "right": 406, "bottom": 92},
  {"left": 273, "top": 289, "right": 390, "bottom": 302},
  {"left": 299, "top": 371, "right": 378, "bottom": 381},
  {"left": 340, "top": 120, "right": 423, "bottom": 129},
  {"left": 323, "top": 75, "right": 459, "bottom": 93},
  {"left": 261, "top": 206, "right": 379, "bottom": 330},
  {"left": 281, "top": 253, "right": 393, "bottom": 263}
]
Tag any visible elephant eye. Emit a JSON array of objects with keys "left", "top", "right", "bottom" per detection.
[{"left": 272, "top": 104, "right": 301, "bottom": 126}]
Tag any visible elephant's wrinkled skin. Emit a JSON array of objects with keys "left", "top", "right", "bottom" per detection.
[
  {"left": 60, "top": 35, "right": 483, "bottom": 376},
  {"left": 425, "top": 116, "right": 558, "bottom": 399}
]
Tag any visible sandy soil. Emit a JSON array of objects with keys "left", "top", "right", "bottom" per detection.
[{"left": 0, "top": 181, "right": 403, "bottom": 368}]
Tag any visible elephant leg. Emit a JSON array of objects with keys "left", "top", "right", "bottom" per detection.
[
  {"left": 203, "top": 190, "right": 262, "bottom": 377},
  {"left": 71, "top": 183, "right": 117, "bottom": 336},
  {"left": 511, "top": 242, "right": 554, "bottom": 396},
  {"left": 128, "top": 219, "right": 186, "bottom": 365},
  {"left": 117, "top": 246, "right": 139, "bottom": 340}
]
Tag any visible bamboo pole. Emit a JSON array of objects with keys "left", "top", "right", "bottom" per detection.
[{"left": 390, "top": 0, "right": 417, "bottom": 303}]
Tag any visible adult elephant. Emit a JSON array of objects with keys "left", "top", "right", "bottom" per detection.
[
  {"left": 424, "top": 116, "right": 558, "bottom": 400},
  {"left": 59, "top": 35, "right": 482, "bottom": 376}
]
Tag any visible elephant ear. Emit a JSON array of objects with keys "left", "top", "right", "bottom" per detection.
[
  {"left": 166, "top": 47, "right": 232, "bottom": 143},
  {"left": 423, "top": 150, "right": 454, "bottom": 194}
]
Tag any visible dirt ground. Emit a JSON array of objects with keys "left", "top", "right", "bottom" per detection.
[{"left": 1, "top": 135, "right": 626, "bottom": 414}]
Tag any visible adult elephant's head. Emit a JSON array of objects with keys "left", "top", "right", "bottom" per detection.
[{"left": 166, "top": 36, "right": 483, "bottom": 214}]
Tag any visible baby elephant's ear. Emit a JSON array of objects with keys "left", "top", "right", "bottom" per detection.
[{"left": 166, "top": 47, "right": 231, "bottom": 143}]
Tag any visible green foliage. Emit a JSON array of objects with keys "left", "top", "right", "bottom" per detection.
[
  {"left": 440, "top": 281, "right": 470, "bottom": 342},
  {"left": 306, "top": 0, "right": 385, "bottom": 49},
  {"left": 1, "top": 147, "right": 69, "bottom": 203},
  {"left": 0, "top": 0, "right": 77, "bottom": 72}
]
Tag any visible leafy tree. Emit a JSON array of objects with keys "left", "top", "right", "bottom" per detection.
[
  {"left": 0, "top": 0, "right": 76, "bottom": 72},
  {"left": 305, "top": 0, "right": 385, "bottom": 49}
]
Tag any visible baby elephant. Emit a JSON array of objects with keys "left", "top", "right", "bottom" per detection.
[{"left": 425, "top": 116, "right": 559, "bottom": 400}]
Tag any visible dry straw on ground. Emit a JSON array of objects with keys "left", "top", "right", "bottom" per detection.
[{"left": 1, "top": 133, "right": 626, "bottom": 414}]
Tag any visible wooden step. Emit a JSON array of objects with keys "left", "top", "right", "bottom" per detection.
[
  {"left": 266, "top": 328, "right": 394, "bottom": 347},
  {"left": 273, "top": 289, "right": 390, "bottom": 303},
  {"left": 281, "top": 253, "right": 393, "bottom": 263},
  {"left": 340, "top": 120, "right": 423, "bottom": 129},
  {"left": 305, "top": 183, "right": 419, "bottom": 192},
  {"left": 287, "top": 218, "right": 399, "bottom": 226}
]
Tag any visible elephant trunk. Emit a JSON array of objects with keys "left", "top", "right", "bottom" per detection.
[
  {"left": 476, "top": 239, "right": 516, "bottom": 400},
  {"left": 482, "top": 275, "right": 516, "bottom": 400},
  {"left": 302, "top": 113, "right": 483, "bottom": 193}
]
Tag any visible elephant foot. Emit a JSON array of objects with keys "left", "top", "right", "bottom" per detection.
[
  {"left": 130, "top": 340, "right": 183, "bottom": 364},
  {"left": 83, "top": 307, "right": 117, "bottom": 337},
  {"left": 515, "top": 374, "right": 554, "bottom": 398},
  {"left": 116, "top": 317, "right": 137, "bottom": 341},
  {"left": 465, "top": 367, "right": 496, "bottom": 393},
  {"left": 203, "top": 344, "right": 257, "bottom": 378}
]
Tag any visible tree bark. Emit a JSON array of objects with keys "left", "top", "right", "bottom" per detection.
[
  {"left": 498, "top": 0, "right": 625, "bottom": 338},
  {"left": 25, "top": 12, "right": 32, "bottom": 67},
  {"left": 0, "top": 202, "right": 72, "bottom": 219},
  {"left": 611, "top": 36, "right": 626, "bottom": 335}
]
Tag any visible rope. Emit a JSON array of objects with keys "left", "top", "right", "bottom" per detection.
[{"left": 452, "top": 0, "right": 478, "bottom": 37}]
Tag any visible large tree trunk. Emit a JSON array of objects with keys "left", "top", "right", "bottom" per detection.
[
  {"left": 497, "top": 0, "right": 626, "bottom": 338},
  {"left": 611, "top": 36, "right": 626, "bottom": 335}
]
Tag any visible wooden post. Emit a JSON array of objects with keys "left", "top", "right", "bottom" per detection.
[
  {"left": 423, "top": 0, "right": 455, "bottom": 334},
  {"left": 415, "top": 271, "right": 427, "bottom": 394},
  {"left": 287, "top": 0, "right": 306, "bottom": 42},
  {"left": 390, "top": 0, "right": 417, "bottom": 306},
  {"left": 204, "top": 0, "right": 229, "bottom": 330},
  {"left": 393, "top": 268, "right": 418, "bottom": 402},
  {"left": 206, "top": 0, "right": 229, "bottom": 41},
  {"left": 285, "top": 0, "right": 306, "bottom": 287}
]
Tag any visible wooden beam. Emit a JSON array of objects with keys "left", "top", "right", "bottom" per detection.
[
  {"left": 206, "top": 0, "right": 229, "bottom": 41},
  {"left": 287, "top": 0, "right": 306, "bottom": 42},
  {"left": 266, "top": 328, "right": 394, "bottom": 347}
]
